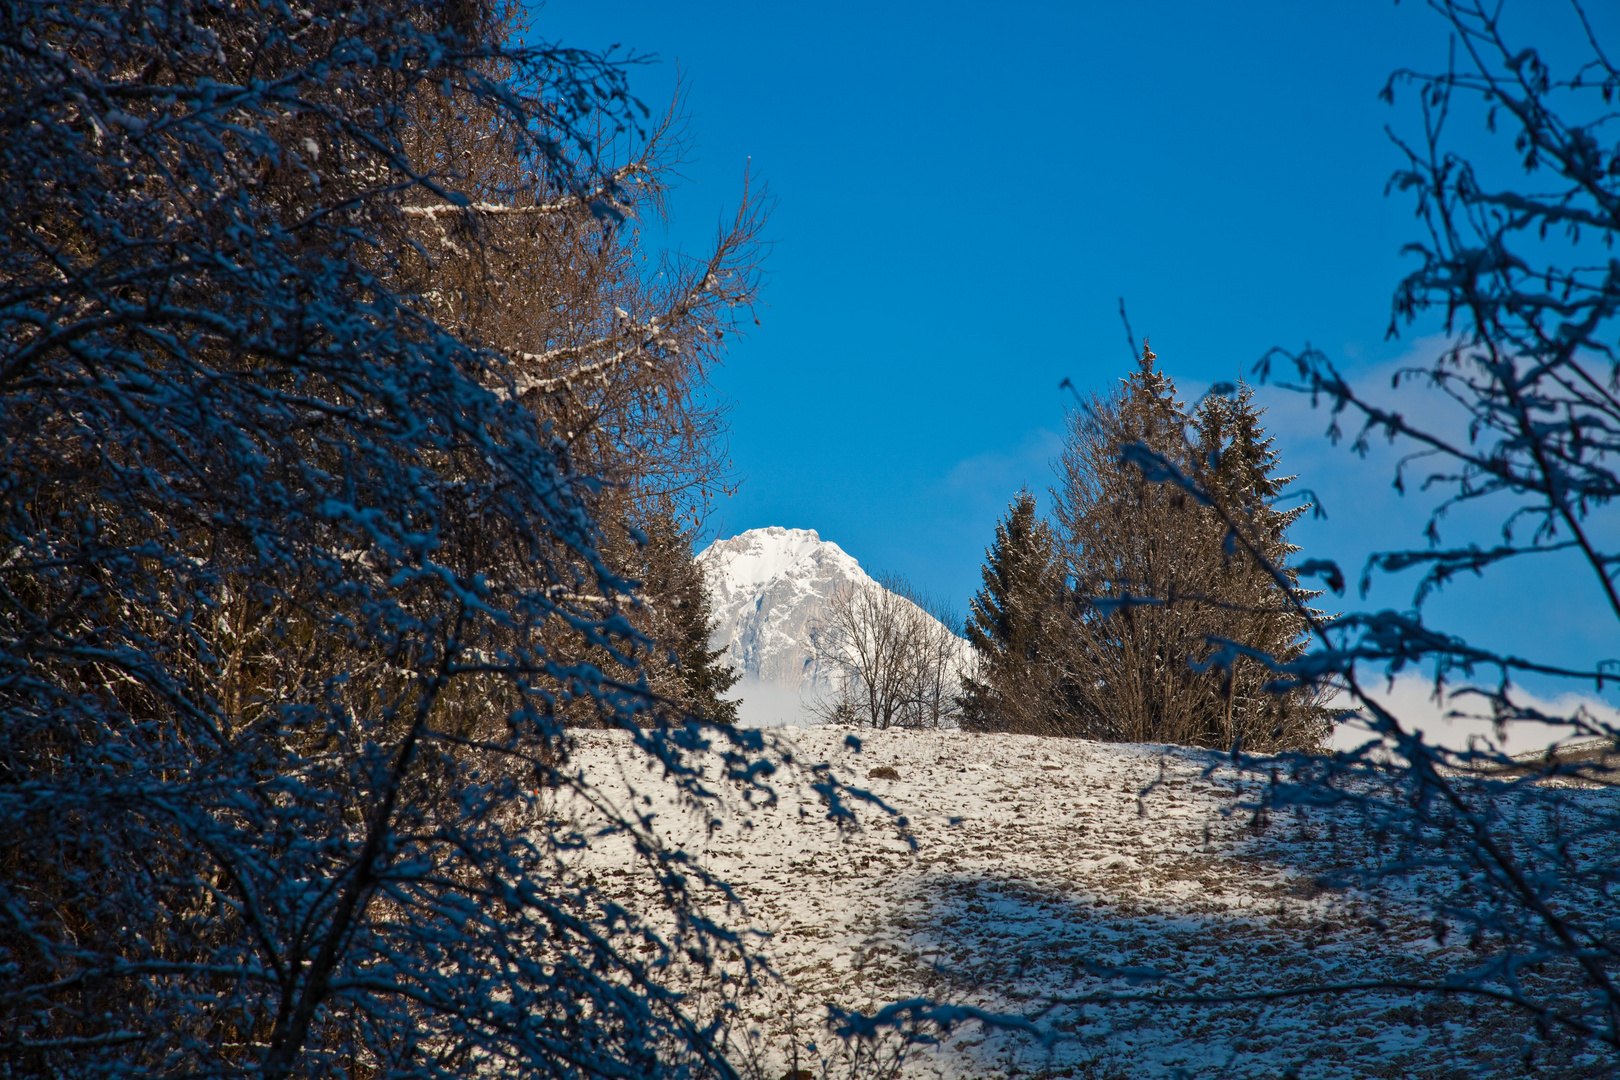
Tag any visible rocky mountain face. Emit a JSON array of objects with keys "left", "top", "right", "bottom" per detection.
[
  {"left": 698, "top": 526, "right": 872, "bottom": 694},
  {"left": 697, "top": 526, "right": 964, "bottom": 726}
]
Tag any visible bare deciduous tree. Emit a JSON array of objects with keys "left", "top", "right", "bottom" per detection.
[
  {"left": 0, "top": 5, "right": 793, "bottom": 1078},
  {"left": 401, "top": 82, "right": 766, "bottom": 526},
  {"left": 390, "top": 52, "right": 766, "bottom": 730},
  {"left": 913, "top": 591, "right": 971, "bottom": 730},
  {"left": 810, "top": 575, "right": 970, "bottom": 729}
]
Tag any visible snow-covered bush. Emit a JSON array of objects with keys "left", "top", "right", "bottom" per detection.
[{"left": 0, "top": 3, "right": 773, "bottom": 1077}]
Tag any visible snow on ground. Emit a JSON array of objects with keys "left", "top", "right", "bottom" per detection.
[{"left": 551, "top": 727, "right": 1603, "bottom": 1080}]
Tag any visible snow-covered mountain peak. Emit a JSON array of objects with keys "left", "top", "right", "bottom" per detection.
[
  {"left": 699, "top": 526, "right": 971, "bottom": 727},
  {"left": 699, "top": 526, "right": 870, "bottom": 596},
  {"left": 697, "top": 527, "right": 876, "bottom": 700}
]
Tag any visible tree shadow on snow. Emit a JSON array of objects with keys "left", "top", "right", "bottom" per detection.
[{"left": 883, "top": 836, "right": 1600, "bottom": 1079}]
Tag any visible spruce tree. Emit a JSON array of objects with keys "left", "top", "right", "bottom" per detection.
[
  {"left": 1052, "top": 344, "right": 1324, "bottom": 750},
  {"left": 550, "top": 504, "right": 740, "bottom": 727},
  {"left": 640, "top": 511, "right": 742, "bottom": 725},
  {"left": 960, "top": 490, "right": 1068, "bottom": 733},
  {"left": 622, "top": 509, "right": 742, "bottom": 725},
  {"left": 1187, "top": 382, "right": 1326, "bottom": 749}
]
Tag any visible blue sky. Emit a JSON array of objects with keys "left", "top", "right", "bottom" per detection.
[{"left": 535, "top": 0, "right": 1615, "bottom": 692}]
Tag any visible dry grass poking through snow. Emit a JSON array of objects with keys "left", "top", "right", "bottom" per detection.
[{"left": 550, "top": 727, "right": 1606, "bottom": 1080}]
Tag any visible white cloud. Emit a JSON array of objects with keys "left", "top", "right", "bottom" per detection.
[{"left": 1328, "top": 670, "right": 1618, "bottom": 756}]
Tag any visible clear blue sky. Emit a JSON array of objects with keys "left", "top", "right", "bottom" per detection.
[{"left": 535, "top": 1, "right": 1615, "bottom": 688}]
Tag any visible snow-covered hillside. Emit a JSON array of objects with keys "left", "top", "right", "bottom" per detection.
[
  {"left": 558, "top": 728, "right": 1583, "bottom": 1080},
  {"left": 698, "top": 527, "right": 968, "bottom": 727}
]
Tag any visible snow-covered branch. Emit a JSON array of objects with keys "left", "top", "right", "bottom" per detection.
[
  {"left": 1100, "top": 1, "right": 1620, "bottom": 1063},
  {"left": 0, "top": 5, "right": 773, "bottom": 1080},
  {"left": 400, "top": 164, "right": 647, "bottom": 221}
]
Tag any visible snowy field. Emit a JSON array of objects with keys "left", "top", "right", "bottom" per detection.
[{"left": 553, "top": 727, "right": 1605, "bottom": 1080}]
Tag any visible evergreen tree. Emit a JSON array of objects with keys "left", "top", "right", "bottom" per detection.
[
  {"left": 1052, "top": 345, "right": 1325, "bottom": 750},
  {"left": 560, "top": 505, "right": 741, "bottom": 727},
  {"left": 1187, "top": 382, "right": 1326, "bottom": 749},
  {"left": 959, "top": 490, "right": 1068, "bottom": 733},
  {"left": 637, "top": 510, "right": 741, "bottom": 725}
]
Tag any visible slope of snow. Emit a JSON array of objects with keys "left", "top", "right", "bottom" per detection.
[
  {"left": 555, "top": 728, "right": 1594, "bottom": 1079},
  {"left": 698, "top": 527, "right": 970, "bottom": 727}
]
